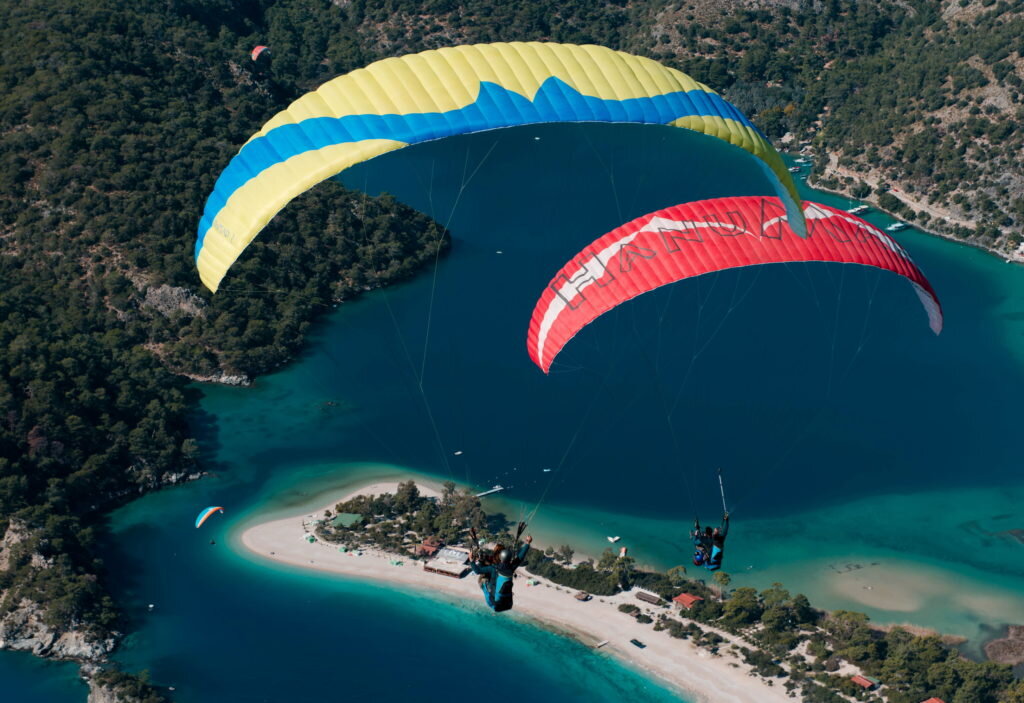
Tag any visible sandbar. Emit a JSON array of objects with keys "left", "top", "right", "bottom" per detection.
[{"left": 238, "top": 480, "right": 794, "bottom": 703}]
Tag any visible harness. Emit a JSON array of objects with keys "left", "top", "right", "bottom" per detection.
[
  {"left": 492, "top": 569, "right": 515, "bottom": 612},
  {"left": 705, "top": 545, "right": 723, "bottom": 571}
]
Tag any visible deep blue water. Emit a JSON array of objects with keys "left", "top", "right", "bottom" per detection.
[
  {"left": 0, "top": 649, "right": 86, "bottom": 703},
  {"left": 193, "top": 123, "right": 1021, "bottom": 525},
  {"left": 6, "top": 123, "right": 1024, "bottom": 701}
]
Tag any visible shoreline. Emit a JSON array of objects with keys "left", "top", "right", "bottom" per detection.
[
  {"left": 794, "top": 151, "right": 1023, "bottom": 264},
  {"left": 808, "top": 176, "right": 1016, "bottom": 262},
  {"left": 236, "top": 480, "right": 795, "bottom": 703}
]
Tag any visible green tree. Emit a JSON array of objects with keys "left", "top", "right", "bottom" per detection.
[
  {"left": 393, "top": 480, "right": 420, "bottom": 513},
  {"left": 666, "top": 565, "right": 689, "bottom": 586},
  {"left": 1000, "top": 680, "right": 1024, "bottom": 703},
  {"left": 713, "top": 570, "right": 732, "bottom": 600},
  {"left": 597, "top": 548, "right": 618, "bottom": 570},
  {"left": 722, "top": 586, "right": 763, "bottom": 626},
  {"left": 613, "top": 555, "right": 636, "bottom": 590}
]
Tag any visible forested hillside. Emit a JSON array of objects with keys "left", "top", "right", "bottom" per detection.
[{"left": 0, "top": 1, "right": 445, "bottom": 696}]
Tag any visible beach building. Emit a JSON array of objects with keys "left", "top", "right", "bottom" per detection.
[
  {"left": 634, "top": 590, "right": 663, "bottom": 606},
  {"left": 416, "top": 536, "right": 443, "bottom": 557},
  {"left": 423, "top": 546, "right": 470, "bottom": 578},
  {"left": 850, "top": 675, "right": 879, "bottom": 691},
  {"left": 672, "top": 593, "right": 704, "bottom": 610}
]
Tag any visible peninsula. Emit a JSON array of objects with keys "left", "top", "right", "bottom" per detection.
[{"left": 240, "top": 480, "right": 1024, "bottom": 703}]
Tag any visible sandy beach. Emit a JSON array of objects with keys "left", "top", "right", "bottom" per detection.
[{"left": 238, "top": 481, "right": 793, "bottom": 703}]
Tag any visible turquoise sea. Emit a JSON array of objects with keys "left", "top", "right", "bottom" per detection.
[{"left": 6, "top": 124, "right": 1024, "bottom": 701}]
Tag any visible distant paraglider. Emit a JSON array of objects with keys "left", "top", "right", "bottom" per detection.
[
  {"left": 195, "top": 506, "right": 224, "bottom": 529},
  {"left": 250, "top": 45, "right": 270, "bottom": 62},
  {"left": 527, "top": 196, "right": 943, "bottom": 373}
]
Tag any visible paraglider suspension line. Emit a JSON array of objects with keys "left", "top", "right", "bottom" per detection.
[
  {"left": 418, "top": 140, "right": 500, "bottom": 383},
  {"left": 526, "top": 368, "right": 608, "bottom": 524}
]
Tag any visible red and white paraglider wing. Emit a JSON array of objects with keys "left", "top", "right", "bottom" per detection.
[{"left": 526, "top": 197, "right": 942, "bottom": 373}]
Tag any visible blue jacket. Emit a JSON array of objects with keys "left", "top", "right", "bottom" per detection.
[
  {"left": 704, "top": 516, "right": 729, "bottom": 571},
  {"left": 705, "top": 544, "right": 723, "bottom": 571},
  {"left": 470, "top": 543, "right": 530, "bottom": 612}
]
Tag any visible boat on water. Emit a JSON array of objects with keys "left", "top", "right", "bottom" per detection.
[
  {"left": 607, "top": 536, "right": 621, "bottom": 543},
  {"left": 796, "top": 157, "right": 810, "bottom": 163},
  {"left": 788, "top": 165, "right": 801, "bottom": 173},
  {"left": 886, "top": 222, "right": 908, "bottom": 232},
  {"left": 847, "top": 204, "right": 870, "bottom": 215}
]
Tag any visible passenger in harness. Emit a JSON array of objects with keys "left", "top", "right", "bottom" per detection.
[
  {"left": 704, "top": 512, "right": 729, "bottom": 572},
  {"left": 691, "top": 470, "right": 731, "bottom": 571},
  {"left": 690, "top": 518, "right": 711, "bottom": 567},
  {"left": 469, "top": 526, "right": 532, "bottom": 613}
]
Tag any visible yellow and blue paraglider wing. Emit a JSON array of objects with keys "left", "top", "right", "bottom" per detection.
[
  {"left": 195, "top": 42, "right": 802, "bottom": 292},
  {"left": 195, "top": 506, "right": 224, "bottom": 529}
]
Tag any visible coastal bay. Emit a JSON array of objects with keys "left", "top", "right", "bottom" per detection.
[
  {"left": 4, "top": 2, "right": 1024, "bottom": 700},
  {"left": 88, "top": 127, "right": 1024, "bottom": 701}
]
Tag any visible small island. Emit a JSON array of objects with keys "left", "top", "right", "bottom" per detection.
[{"left": 241, "top": 480, "right": 1024, "bottom": 703}]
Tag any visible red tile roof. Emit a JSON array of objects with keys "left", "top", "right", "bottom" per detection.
[
  {"left": 921, "top": 699, "right": 946, "bottom": 703},
  {"left": 850, "top": 675, "right": 876, "bottom": 689},
  {"left": 672, "top": 593, "right": 704, "bottom": 609}
]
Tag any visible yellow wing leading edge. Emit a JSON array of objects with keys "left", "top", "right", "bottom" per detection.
[{"left": 196, "top": 42, "right": 801, "bottom": 291}]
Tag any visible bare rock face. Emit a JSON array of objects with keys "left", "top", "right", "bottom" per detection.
[
  {"left": 0, "top": 600, "right": 54, "bottom": 655},
  {"left": 179, "top": 371, "right": 251, "bottom": 386},
  {"left": 160, "top": 469, "right": 205, "bottom": 486},
  {"left": 209, "top": 373, "right": 249, "bottom": 386},
  {"left": 143, "top": 284, "right": 205, "bottom": 318},
  {"left": 0, "top": 520, "right": 29, "bottom": 571},
  {"left": 53, "top": 628, "right": 116, "bottom": 660},
  {"left": 87, "top": 682, "right": 120, "bottom": 703},
  {"left": 0, "top": 599, "right": 114, "bottom": 660},
  {"left": 1, "top": 523, "right": 113, "bottom": 660}
]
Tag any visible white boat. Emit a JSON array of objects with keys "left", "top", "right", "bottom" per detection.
[
  {"left": 846, "top": 205, "right": 870, "bottom": 215},
  {"left": 607, "top": 536, "right": 621, "bottom": 543},
  {"left": 796, "top": 157, "right": 810, "bottom": 163},
  {"left": 788, "top": 165, "right": 801, "bottom": 173},
  {"left": 886, "top": 222, "right": 908, "bottom": 232}
]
